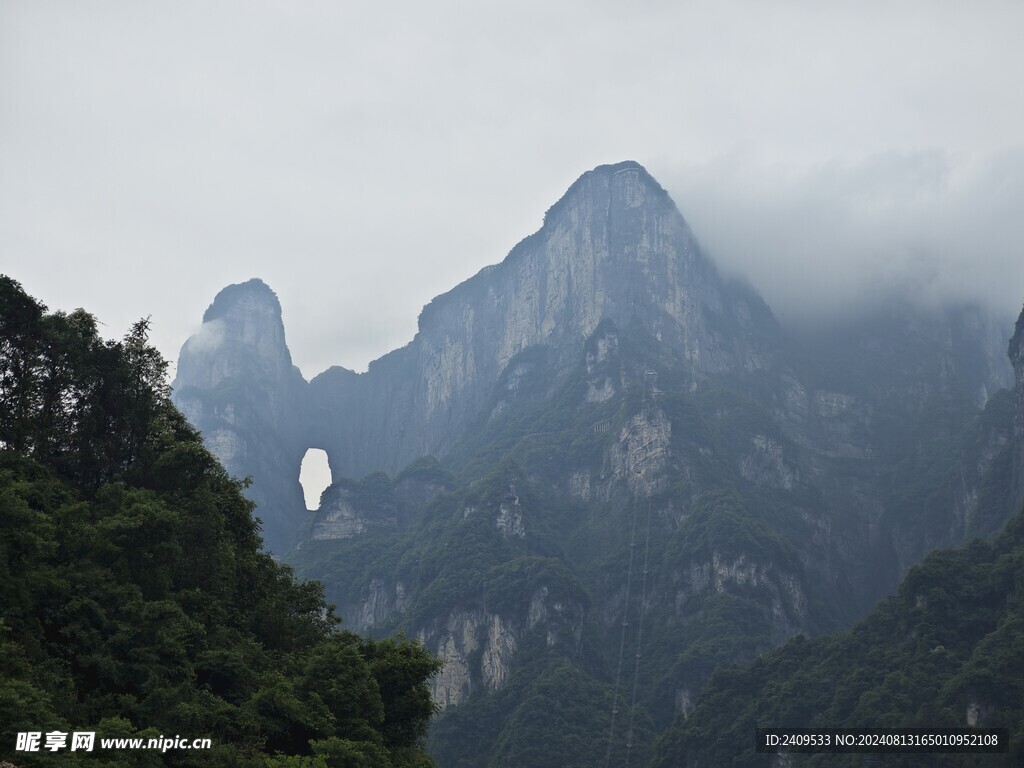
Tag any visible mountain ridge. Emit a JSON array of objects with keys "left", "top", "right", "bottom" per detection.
[
  {"left": 175, "top": 160, "right": 789, "bottom": 551},
  {"left": 172, "top": 161, "right": 1020, "bottom": 765}
]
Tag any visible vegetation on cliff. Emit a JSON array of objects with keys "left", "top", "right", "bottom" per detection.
[{"left": 651, "top": 506, "right": 1024, "bottom": 767}]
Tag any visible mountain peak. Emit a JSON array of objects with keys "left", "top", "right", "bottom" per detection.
[
  {"left": 202, "top": 277, "right": 281, "bottom": 324},
  {"left": 175, "top": 277, "right": 296, "bottom": 396},
  {"left": 582, "top": 159, "right": 661, "bottom": 184},
  {"left": 542, "top": 160, "right": 670, "bottom": 228},
  {"left": 172, "top": 277, "right": 306, "bottom": 552},
  {"left": 587, "top": 159, "right": 655, "bottom": 179},
  {"left": 176, "top": 161, "right": 779, "bottom": 517}
]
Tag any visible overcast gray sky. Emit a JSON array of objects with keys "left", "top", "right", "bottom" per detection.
[{"left": 3, "top": 0, "right": 1023, "bottom": 379}]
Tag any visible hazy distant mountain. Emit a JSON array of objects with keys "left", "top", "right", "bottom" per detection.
[
  {"left": 172, "top": 162, "right": 1021, "bottom": 765},
  {"left": 652, "top": 314, "right": 1024, "bottom": 768}
]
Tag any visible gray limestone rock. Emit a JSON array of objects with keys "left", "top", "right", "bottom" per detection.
[
  {"left": 169, "top": 163, "right": 1024, "bottom": 767},
  {"left": 172, "top": 279, "right": 309, "bottom": 553}
]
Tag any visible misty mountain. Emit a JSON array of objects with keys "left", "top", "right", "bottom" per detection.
[
  {"left": 172, "top": 161, "right": 1022, "bottom": 766},
  {"left": 653, "top": 443, "right": 1024, "bottom": 768}
]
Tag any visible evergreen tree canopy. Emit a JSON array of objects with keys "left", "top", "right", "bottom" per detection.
[{"left": 0, "top": 275, "right": 440, "bottom": 767}]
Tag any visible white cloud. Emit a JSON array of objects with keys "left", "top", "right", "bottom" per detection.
[
  {"left": 667, "top": 149, "right": 1024, "bottom": 324},
  {"left": 181, "top": 318, "right": 225, "bottom": 356}
]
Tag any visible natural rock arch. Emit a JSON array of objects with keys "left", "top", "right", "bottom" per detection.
[{"left": 299, "top": 447, "right": 332, "bottom": 510}]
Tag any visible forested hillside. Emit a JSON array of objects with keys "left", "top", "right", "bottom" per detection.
[
  {"left": 0, "top": 275, "right": 439, "bottom": 767},
  {"left": 650, "top": 506, "right": 1024, "bottom": 767}
]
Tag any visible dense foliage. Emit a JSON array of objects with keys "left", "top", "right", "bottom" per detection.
[
  {"left": 0, "top": 276, "right": 440, "bottom": 767},
  {"left": 650, "top": 508, "right": 1024, "bottom": 767}
]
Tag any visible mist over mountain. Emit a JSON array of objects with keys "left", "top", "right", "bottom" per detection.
[
  {"left": 656, "top": 311, "right": 1024, "bottom": 766},
  {"left": 667, "top": 148, "right": 1024, "bottom": 326},
  {"left": 172, "top": 161, "right": 1023, "bottom": 765}
]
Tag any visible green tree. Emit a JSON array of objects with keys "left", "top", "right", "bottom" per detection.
[{"left": 0, "top": 276, "right": 442, "bottom": 767}]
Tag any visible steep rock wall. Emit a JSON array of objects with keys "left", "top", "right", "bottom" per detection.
[
  {"left": 172, "top": 279, "right": 309, "bottom": 552},
  {"left": 307, "top": 162, "right": 777, "bottom": 478},
  {"left": 1010, "top": 306, "right": 1024, "bottom": 514}
]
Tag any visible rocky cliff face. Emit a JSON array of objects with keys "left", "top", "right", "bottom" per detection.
[
  {"left": 171, "top": 279, "right": 309, "bottom": 552},
  {"left": 173, "top": 162, "right": 1022, "bottom": 765},
  {"left": 173, "top": 162, "right": 782, "bottom": 548},
  {"left": 306, "top": 161, "right": 777, "bottom": 478},
  {"left": 1010, "top": 305, "right": 1024, "bottom": 514},
  {"left": 1014, "top": 308, "right": 1024, "bottom": 431},
  {"left": 418, "top": 588, "right": 585, "bottom": 708},
  {"left": 311, "top": 482, "right": 397, "bottom": 540}
]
